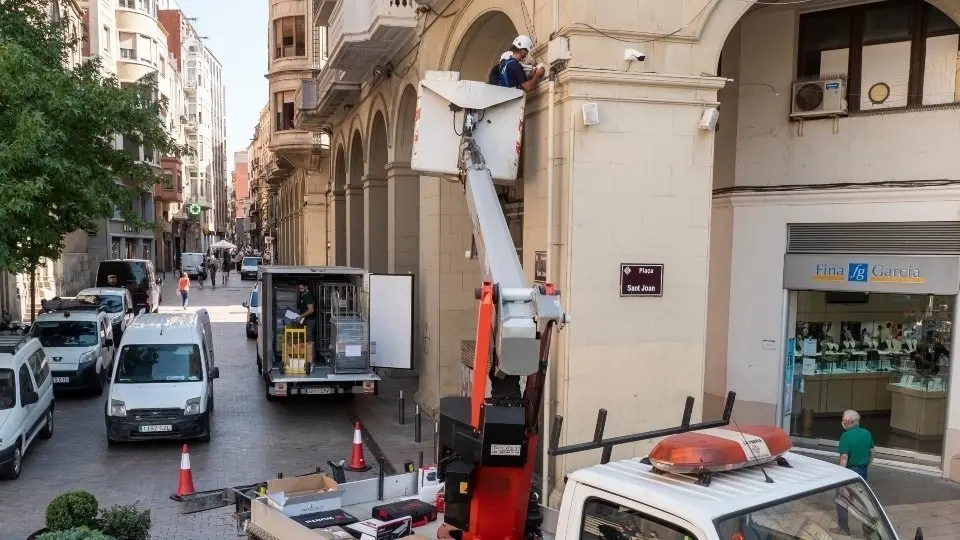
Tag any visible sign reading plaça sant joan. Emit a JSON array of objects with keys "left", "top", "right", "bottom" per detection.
[
  {"left": 782, "top": 254, "right": 960, "bottom": 295},
  {"left": 620, "top": 263, "right": 664, "bottom": 297}
]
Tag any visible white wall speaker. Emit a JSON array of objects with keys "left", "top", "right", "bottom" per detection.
[
  {"left": 582, "top": 103, "right": 600, "bottom": 126},
  {"left": 699, "top": 108, "right": 720, "bottom": 131}
]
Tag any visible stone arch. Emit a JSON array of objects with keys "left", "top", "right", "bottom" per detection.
[
  {"left": 394, "top": 84, "right": 418, "bottom": 163},
  {"left": 695, "top": 0, "right": 960, "bottom": 73},
  {"left": 441, "top": 5, "right": 525, "bottom": 80},
  {"left": 369, "top": 112, "right": 389, "bottom": 178},
  {"left": 334, "top": 142, "right": 346, "bottom": 188},
  {"left": 346, "top": 129, "right": 365, "bottom": 267},
  {"left": 366, "top": 112, "right": 390, "bottom": 272},
  {"left": 366, "top": 92, "right": 392, "bottom": 164}
]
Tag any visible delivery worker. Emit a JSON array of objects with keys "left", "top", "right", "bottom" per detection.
[
  {"left": 490, "top": 35, "right": 545, "bottom": 92},
  {"left": 296, "top": 282, "right": 316, "bottom": 363}
]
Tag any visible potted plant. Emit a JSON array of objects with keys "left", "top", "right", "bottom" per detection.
[
  {"left": 37, "top": 527, "right": 115, "bottom": 540},
  {"left": 40, "top": 491, "right": 99, "bottom": 535},
  {"left": 97, "top": 504, "right": 151, "bottom": 540}
]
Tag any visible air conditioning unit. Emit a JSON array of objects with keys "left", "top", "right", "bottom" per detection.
[{"left": 790, "top": 79, "right": 847, "bottom": 119}]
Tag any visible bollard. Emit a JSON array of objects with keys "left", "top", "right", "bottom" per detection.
[
  {"left": 378, "top": 457, "right": 386, "bottom": 501},
  {"left": 418, "top": 451, "right": 424, "bottom": 468},
  {"left": 433, "top": 422, "right": 439, "bottom": 463},
  {"left": 399, "top": 390, "right": 405, "bottom": 425},
  {"left": 415, "top": 405, "right": 422, "bottom": 443}
]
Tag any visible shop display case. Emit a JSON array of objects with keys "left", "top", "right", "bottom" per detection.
[{"left": 888, "top": 371, "right": 948, "bottom": 439}]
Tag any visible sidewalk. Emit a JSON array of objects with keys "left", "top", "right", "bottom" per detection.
[{"left": 352, "top": 375, "right": 435, "bottom": 474}]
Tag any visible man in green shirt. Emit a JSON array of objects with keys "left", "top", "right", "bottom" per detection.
[
  {"left": 838, "top": 409, "right": 874, "bottom": 479},
  {"left": 296, "top": 282, "right": 316, "bottom": 364},
  {"left": 835, "top": 409, "right": 874, "bottom": 535}
]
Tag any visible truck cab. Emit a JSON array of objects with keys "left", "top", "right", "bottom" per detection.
[
  {"left": 256, "top": 266, "right": 413, "bottom": 400},
  {"left": 556, "top": 451, "right": 894, "bottom": 540}
]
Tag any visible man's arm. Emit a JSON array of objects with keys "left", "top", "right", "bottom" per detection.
[
  {"left": 839, "top": 454, "right": 849, "bottom": 468},
  {"left": 520, "top": 65, "right": 544, "bottom": 92}
]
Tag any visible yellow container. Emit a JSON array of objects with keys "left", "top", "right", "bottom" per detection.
[{"left": 283, "top": 327, "right": 308, "bottom": 374}]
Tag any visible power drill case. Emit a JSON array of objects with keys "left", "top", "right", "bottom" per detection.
[{"left": 371, "top": 499, "right": 437, "bottom": 526}]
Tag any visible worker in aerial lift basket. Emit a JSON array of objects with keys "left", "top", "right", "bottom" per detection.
[{"left": 487, "top": 35, "right": 545, "bottom": 92}]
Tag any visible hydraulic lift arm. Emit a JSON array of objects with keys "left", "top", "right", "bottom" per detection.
[{"left": 410, "top": 73, "right": 568, "bottom": 540}]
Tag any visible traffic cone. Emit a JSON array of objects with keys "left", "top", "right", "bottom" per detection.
[
  {"left": 170, "top": 444, "right": 196, "bottom": 501},
  {"left": 345, "top": 421, "right": 371, "bottom": 472}
]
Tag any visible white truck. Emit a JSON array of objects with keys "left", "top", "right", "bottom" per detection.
[{"left": 256, "top": 266, "right": 414, "bottom": 400}]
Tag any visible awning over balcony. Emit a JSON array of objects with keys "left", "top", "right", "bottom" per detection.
[
  {"left": 313, "top": 0, "right": 336, "bottom": 26},
  {"left": 295, "top": 68, "right": 361, "bottom": 131}
]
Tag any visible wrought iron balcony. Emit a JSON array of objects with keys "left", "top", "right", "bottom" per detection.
[{"left": 328, "top": 0, "right": 417, "bottom": 80}]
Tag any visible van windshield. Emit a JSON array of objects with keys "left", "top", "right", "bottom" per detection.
[
  {"left": 114, "top": 344, "right": 204, "bottom": 383},
  {"left": 31, "top": 321, "right": 98, "bottom": 347},
  {"left": 242, "top": 257, "right": 261, "bottom": 267},
  {"left": 0, "top": 369, "right": 14, "bottom": 410},
  {"left": 98, "top": 261, "right": 147, "bottom": 289},
  {"left": 715, "top": 478, "right": 894, "bottom": 540}
]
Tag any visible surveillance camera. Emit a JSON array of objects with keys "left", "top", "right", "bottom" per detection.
[{"left": 624, "top": 49, "right": 646, "bottom": 62}]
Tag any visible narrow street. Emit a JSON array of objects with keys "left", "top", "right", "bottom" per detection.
[{"left": 0, "top": 275, "right": 429, "bottom": 539}]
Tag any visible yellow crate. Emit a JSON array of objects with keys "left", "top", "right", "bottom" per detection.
[{"left": 283, "top": 328, "right": 307, "bottom": 374}]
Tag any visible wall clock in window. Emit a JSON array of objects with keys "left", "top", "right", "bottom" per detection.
[{"left": 868, "top": 82, "right": 890, "bottom": 105}]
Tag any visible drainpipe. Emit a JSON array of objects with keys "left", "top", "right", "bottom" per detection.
[
  {"left": 542, "top": 66, "right": 557, "bottom": 504},
  {"left": 558, "top": 111, "right": 577, "bottom": 501}
]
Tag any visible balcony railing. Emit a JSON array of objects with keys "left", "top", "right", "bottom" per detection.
[
  {"left": 328, "top": 0, "right": 417, "bottom": 80},
  {"left": 295, "top": 68, "right": 361, "bottom": 131}
]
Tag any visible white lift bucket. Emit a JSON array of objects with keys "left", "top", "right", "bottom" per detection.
[{"left": 411, "top": 71, "right": 526, "bottom": 185}]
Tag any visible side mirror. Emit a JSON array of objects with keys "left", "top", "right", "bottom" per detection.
[
  {"left": 103, "top": 338, "right": 113, "bottom": 348},
  {"left": 138, "top": 308, "right": 146, "bottom": 316},
  {"left": 241, "top": 301, "right": 248, "bottom": 308},
  {"left": 211, "top": 366, "right": 220, "bottom": 379},
  {"left": 22, "top": 390, "right": 39, "bottom": 405},
  {"left": 915, "top": 527, "right": 923, "bottom": 540},
  {"left": 156, "top": 276, "right": 163, "bottom": 285}
]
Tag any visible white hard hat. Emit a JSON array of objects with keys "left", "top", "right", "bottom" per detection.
[
  {"left": 512, "top": 35, "right": 534, "bottom": 51},
  {"left": 500, "top": 51, "right": 512, "bottom": 60}
]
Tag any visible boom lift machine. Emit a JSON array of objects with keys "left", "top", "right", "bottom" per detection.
[{"left": 411, "top": 71, "right": 569, "bottom": 540}]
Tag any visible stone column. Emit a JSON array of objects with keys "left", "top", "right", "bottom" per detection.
[
  {"left": 415, "top": 175, "right": 481, "bottom": 415},
  {"left": 327, "top": 187, "right": 346, "bottom": 265},
  {"left": 386, "top": 162, "right": 419, "bottom": 275},
  {"left": 363, "top": 175, "right": 389, "bottom": 273},
  {"left": 345, "top": 181, "right": 365, "bottom": 268}
]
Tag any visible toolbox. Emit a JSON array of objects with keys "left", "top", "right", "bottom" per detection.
[
  {"left": 291, "top": 509, "right": 359, "bottom": 530},
  {"left": 371, "top": 499, "right": 437, "bottom": 527},
  {"left": 344, "top": 516, "right": 413, "bottom": 540}
]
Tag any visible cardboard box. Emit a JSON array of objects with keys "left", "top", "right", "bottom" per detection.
[{"left": 266, "top": 473, "right": 342, "bottom": 516}]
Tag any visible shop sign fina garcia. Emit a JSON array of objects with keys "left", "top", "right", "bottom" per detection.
[{"left": 783, "top": 255, "right": 960, "bottom": 295}]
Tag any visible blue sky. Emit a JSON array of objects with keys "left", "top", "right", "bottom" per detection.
[{"left": 177, "top": 0, "right": 267, "bottom": 170}]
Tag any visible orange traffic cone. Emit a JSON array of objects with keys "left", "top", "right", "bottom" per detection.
[
  {"left": 170, "top": 444, "right": 196, "bottom": 501},
  {"left": 345, "top": 421, "right": 371, "bottom": 472}
]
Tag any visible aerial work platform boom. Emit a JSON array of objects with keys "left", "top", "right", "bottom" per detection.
[{"left": 411, "top": 71, "right": 568, "bottom": 540}]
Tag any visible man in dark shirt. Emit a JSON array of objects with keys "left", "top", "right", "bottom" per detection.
[
  {"left": 296, "top": 282, "right": 316, "bottom": 363},
  {"left": 487, "top": 35, "right": 545, "bottom": 92}
]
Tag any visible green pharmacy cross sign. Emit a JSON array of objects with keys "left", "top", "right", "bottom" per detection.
[{"left": 187, "top": 203, "right": 201, "bottom": 216}]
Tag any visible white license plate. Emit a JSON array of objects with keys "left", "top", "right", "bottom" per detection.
[
  {"left": 302, "top": 387, "right": 334, "bottom": 395},
  {"left": 139, "top": 424, "right": 173, "bottom": 432},
  {"left": 53, "top": 377, "right": 70, "bottom": 384}
]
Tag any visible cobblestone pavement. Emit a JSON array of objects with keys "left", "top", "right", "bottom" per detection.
[{"left": 0, "top": 273, "right": 392, "bottom": 540}]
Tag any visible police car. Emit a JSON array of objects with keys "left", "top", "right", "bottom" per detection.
[{"left": 31, "top": 298, "right": 116, "bottom": 395}]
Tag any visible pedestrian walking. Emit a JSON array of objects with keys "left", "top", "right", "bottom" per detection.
[
  {"left": 198, "top": 263, "right": 206, "bottom": 289},
  {"left": 178, "top": 273, "right": 190, "bottom": 309},
  {"left": 835, "top": 409, "right": 874, "bottom": 534},
  {"left": 222, "top": 253, "right": 231, "bottom": 284},
  {"left": 208, "top": 256, "right": 218, "bottom": 289}
]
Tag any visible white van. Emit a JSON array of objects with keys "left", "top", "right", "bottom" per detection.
[
  {"left": 0, "top": 335, "right": 54, "bottom": 480},
  {"left": 104, "top": 310, "right": 219, "bottom": 444},
  {"left": 180, "top": 252, "right": 206, "bottom": 279},
  {"left": 31, "top": 298, "right": 115, "bottom": 395}
]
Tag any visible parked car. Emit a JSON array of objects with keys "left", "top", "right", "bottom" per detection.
[
  {"left": 105, "top": 311, "right": 219, "bottom": 444},
  {"left": 96, "top": 259, "right": 162, "bottom": 314},
  {"left": 77, "top": 287, "right": 138, "bottom": 343},
  {"left": 239, "top": 257, "right": 262, "bottom": 281},
  {"left": 31, "top": 298, "right": 115, "bottom": 395},
  {"left": 0, "top": 335, "right": 54, "bottom": 480},
  {"left": 242, "top": 282, "right": 261, "bottom": 340}
]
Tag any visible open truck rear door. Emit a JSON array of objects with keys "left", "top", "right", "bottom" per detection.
[{"left": 366, "top": 273, "right": 414, "bottom": 370}]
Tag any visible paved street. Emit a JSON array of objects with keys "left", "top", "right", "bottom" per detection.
[
  {"left": 2, "top": 274, "right": 960, "bottom": 539},
  {"left": 0, "top": 274, "right": 430, "bottom": 540}
]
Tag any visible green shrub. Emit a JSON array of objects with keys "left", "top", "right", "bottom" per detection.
[
  {"left": 45, "top": 492, "right": 99, "bottom": 531},
  {"left": 37, "top": 526, "right": 116, "bottom": 540},
  {"left": 97, "top": 504, "right": 151, "bottom": 540}
]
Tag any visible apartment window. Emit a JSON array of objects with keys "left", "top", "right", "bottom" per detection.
[
  {"left": 275, "top": 91, "right": 296, "bottom": 131},
  {"left": 274, "top": 16, "right": 306, "bottom": 59},
  {"left": 102, "top": 25, "right": 110, "bottom": 52},
  {"left": 143, "top": 146, "right": 155, "bottom": 163},
  {"left": 119, "top": 0, "right": 134, "bottom": 8},
  {"left": 118, "top": 32, "right": 136, "bottom": 60},
  {"left": 797, "top": 0, "right": 960, "bottom": 111},
  {"left": 159, "top": 55, "right": 166, "bottom": 76},
  {"left": 122, "top": 135, "right": 140, "bottom": 161}
]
